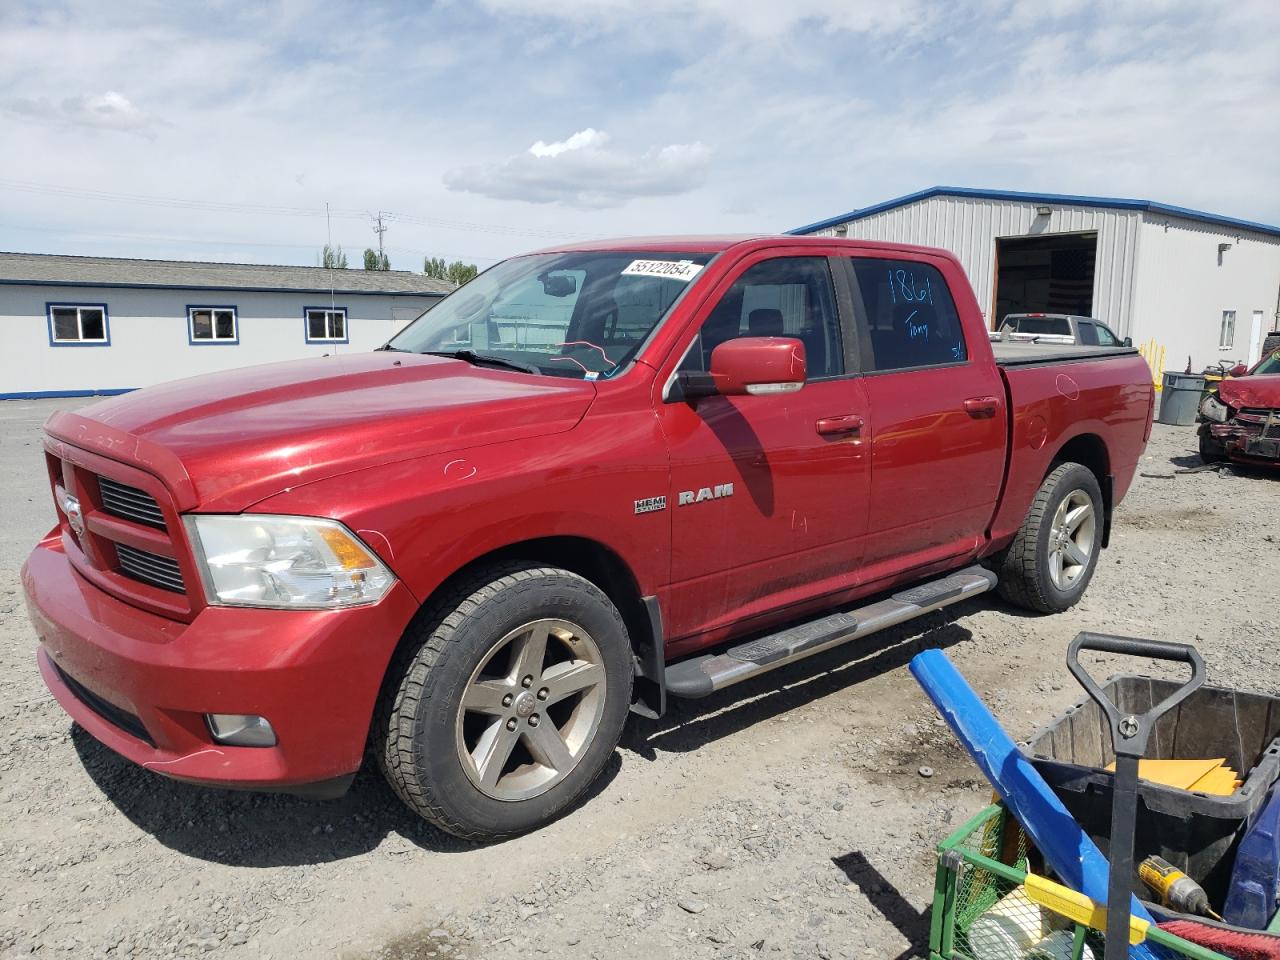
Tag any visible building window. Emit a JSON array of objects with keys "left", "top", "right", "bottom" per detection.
[
  {"left": 188, "top": 306, "right": 238, "bottom": 344},
  {"left": 1220, "top": 310, "right": 1236, "bottom": 349},
  {"left": 47, "top": 303, "right": 110, "bottom": 346},
  {"left": 305, "top": 307, "right": 348, "bottom": 343}
]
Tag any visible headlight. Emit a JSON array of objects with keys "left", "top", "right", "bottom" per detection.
[
  {"left": 185, "top": 515, "right": 394, "bottom": 609},
  {"left": 1199, "top": 394, "right": 1230, "bottom": 423}
]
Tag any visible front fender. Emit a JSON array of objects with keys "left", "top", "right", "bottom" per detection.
[{"left": 248, "top": 415, "right": 672, "bottom": 610}]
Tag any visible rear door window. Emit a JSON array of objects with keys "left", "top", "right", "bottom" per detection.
[
  {"left": 1077, "top": 321, "right": 1099, "bottom": 345},
  {"left": 849, "top": 259, "right": 966, "bottom": 371}
]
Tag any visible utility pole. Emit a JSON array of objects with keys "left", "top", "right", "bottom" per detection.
[{"left": 372, "top": 211, "right": 388, "bottom": 262}]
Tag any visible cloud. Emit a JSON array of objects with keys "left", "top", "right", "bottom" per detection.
[
  {"left": 4, "top": 90, "right": 161, "bottom": 138},
  {"left": 444, "top": 129, "right": 713, "bottom": 209},
  {"left": 471, "top": 0, "right": 932, "bottom": 40},
  {"left": 529, "top": 128, "right": 609, "bottom": 158}
]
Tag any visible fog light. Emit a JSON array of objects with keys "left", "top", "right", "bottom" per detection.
[{"left": 206, "top": 713, "right": 277, "bottom": 747}]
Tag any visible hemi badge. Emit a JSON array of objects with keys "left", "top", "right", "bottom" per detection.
[{"left": 634, "top": 496, "right": 667, "bottom": 515}]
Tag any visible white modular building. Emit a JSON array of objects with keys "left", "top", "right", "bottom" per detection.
[
  {"left": 0, "top": 253, "right": 452, "bottom": 399},
  {"left": 791, "top": 187, "right": 1280, "bottom": 372}
]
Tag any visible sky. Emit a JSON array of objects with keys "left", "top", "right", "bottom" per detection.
[{"left": 1, "top": 0, "right": 1277, "bottom": 272}]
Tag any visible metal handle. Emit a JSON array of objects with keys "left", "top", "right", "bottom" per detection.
[
  {"left": 815, "top": 415, "right": 863, "bottom": 437},
  {"left": 963, "top": 396, "right": 999, "bottom": 419},
  {"left": 1066, "top": 632, "right": 1206, "bottom": 960},
  {"left": 1066, "top": 632, "right": 1206, "bottom": 758}
]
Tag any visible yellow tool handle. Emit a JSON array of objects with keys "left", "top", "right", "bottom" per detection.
[{"left": 1024, "top": 873, "right": 1151, "bottom": 945}]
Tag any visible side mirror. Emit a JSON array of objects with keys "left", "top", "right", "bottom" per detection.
[
  {"left": 710, "top": 337, "right": 807, "bottom": 396},
  {"left": 1122, "top": 337, "right": 1133, "bottom": 347},
  {"left": 1229, "top": 363, "right": 1248, "bottom": 377}
]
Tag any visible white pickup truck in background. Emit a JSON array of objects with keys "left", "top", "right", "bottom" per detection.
[{"left": 991, "top": 313, "right": 1131, "bottom": 347}]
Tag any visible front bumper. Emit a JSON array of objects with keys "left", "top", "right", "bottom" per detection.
[
  {"left": 22, "top": 530, "right": 420, "bottom": 792},
  {"left": 1202, "top": 417, "right": 1280, "bottom": 465}
]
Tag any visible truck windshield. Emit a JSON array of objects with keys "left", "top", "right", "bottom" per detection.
[
  {"left": 388, "top": 250, "right": 714, "bottom": 378},
  {"left": 1253, "top": 351, "right": 1280, "bottom": 375}
]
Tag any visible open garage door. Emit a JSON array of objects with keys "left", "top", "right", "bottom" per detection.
[{"left": 994, "top": 232, "right": 1097, "bottom": 326}]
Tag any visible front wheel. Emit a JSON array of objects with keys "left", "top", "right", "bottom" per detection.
[
  {"left": 375, "top": 564, "right": 633, "bottom": 841},
  {"left": 996, "top": 462, "right": 1104, "bottom": 613},
  {"left": 1198, "top": 428, "right": 1226, "bottom": 464}
]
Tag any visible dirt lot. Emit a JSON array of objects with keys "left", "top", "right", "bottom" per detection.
[{"left": 2, "top": 398, "right": 1277, "bottom": 960}]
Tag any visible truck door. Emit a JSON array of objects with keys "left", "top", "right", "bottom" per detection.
[
  {"left": 842, "top": 254, "right": 1006, "bottom": 581},
  {"left": 655, "top": 253, "right": 870, "bottom": 646}
]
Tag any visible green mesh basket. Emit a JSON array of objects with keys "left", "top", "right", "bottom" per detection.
[{"left": 929, "top": 805, "right": 1231, "bottom": 960}]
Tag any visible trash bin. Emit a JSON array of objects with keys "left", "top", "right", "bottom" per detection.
[{"left": 1158, "top": 371, "right": 1207, "bottom": 425}]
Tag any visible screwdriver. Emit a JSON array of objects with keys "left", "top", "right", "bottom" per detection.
[{"left": 1139, "top": 855, "right": 1222, "bottom": 920}]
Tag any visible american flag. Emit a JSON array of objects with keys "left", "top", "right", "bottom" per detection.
[{"left": 1047, "top": 247, "right": 1095, "bottom": 315}]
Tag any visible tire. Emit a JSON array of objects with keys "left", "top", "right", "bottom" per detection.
[
  {"left": 1198, "top": 428, "right": 1226, "bottom": 464},
  {"left": 375, "top": 563, "right": 632, "bottom": 841},
  {"left": 996, "top": 462, "right": 1104, "bottom": 614}
]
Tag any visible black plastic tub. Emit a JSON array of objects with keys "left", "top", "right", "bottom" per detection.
[{"left": 1022, "top": 674, "right": 1280, "bottom": 905}]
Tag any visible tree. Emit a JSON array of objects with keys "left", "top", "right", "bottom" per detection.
[
  {"left": 446, "top": 260, "right": 479, "bottom": 285},
  {"left": 320, "top": 244, "right": 348, "bottom": 269},
  {"left": 363, "top": 248, "right": 390, "bottom": 271},
  {"left": 423, "top": 256, "right": 477, "bottom": 286}
]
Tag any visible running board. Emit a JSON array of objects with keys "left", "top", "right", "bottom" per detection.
[{"left": 663, "top": 565, "right": 997, "bottom": 698}]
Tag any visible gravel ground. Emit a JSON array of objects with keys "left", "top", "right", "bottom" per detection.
[{"left": 1, "top": 398, "right": 1277, "bottom": 960}]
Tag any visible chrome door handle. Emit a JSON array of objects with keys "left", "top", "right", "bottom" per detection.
[
  {"left": 816, "top": 415, "right": 864, "bottom": 437},
  {"left": 963, "top": 397, "right": 999, "bottom": 419}
]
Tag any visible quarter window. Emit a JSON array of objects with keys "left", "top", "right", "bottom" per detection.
[
  {"left": 188, "top": 306, "right": 238, "bottom": 344},
  {"left": 1094, "top": 323, "right": 1120, "bottom": 347},
  {"left": 683, "top": 257, "right": 843, "bottom": 378},
  {"left": 850, "top": 259, "right": 966, "bottom": 371},
  {"left": 306, "top": 307, "right": 348, "bottom": 343},
  {"left": 47, "top": 304, "right": 109, "bottom": 345}
]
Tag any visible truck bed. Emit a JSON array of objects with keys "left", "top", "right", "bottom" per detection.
[{"left": 991, "top": 341, "right": 1139, "bottom": 367}]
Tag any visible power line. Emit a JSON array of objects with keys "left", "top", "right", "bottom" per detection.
[
  {"left": 0, "top": 221, "right": 502, "bottom": 264},
  {"left": 0, "top": 176, "right": 598, "bottom": 241}
]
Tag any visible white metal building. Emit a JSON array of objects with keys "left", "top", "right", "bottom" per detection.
[
  {"left": 0, "top": 253, "right": 453, "bottom": 399},
  {"left": 792, "top": 187, "right": 1280, "bottom": 372}
]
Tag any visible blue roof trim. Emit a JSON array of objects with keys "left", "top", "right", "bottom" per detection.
[
  {"left": 2, "top": 388, "right": 136, "bottom": 400},
  {"left": 788, "top": 186, "right": 1280, "bottom": 240},
  {"left": 0, "top": 278, "right": 447, "bottom": 297}
]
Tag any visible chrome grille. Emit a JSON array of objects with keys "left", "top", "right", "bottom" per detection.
[
  {"left": 98, "top": 476, "right": 166, "bottom": 529},
  {"left": 115, "top": 543, "right": 185, "bottom": 593}
]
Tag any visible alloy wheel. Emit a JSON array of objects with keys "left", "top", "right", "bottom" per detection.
[
  {"left": 1047, "top": 490, "right": 1096, "bottom": 590},
  {"left": 454, "top": 618, "right": 607, "bottom": 802}
]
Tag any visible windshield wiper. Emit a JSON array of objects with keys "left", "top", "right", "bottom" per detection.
[
  {"left": 424, "top": 349, "right": 541, "bottom": 375},
  {"left": 376, "top": 343, "right": 411, "bottom": 352}
]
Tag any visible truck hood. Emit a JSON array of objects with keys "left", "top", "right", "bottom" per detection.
[
  {"left": 46, "top": 352, "right": 595, "bottom": 511},
  {"left": 1219, "top": 374, "right": 1280, "bottom": 410}
]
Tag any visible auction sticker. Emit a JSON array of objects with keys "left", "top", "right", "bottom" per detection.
[{"left": 621, "top": 259, "right": 703, "bottom": 282}]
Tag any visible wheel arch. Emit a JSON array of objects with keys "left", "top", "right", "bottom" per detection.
[
  {"left": 1047, "top": 431, "right": 1113, "bottom": 547},
  {"left": 395, "top": 534, "right": 656, "bottom": 685}
]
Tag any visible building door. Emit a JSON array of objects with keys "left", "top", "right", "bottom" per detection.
[
  {"left": 993, "top": 232, "right": 1098, "bottom": 327},
  {"left": 1249, "top": 310, "right": 1266, "bottom": 365}
]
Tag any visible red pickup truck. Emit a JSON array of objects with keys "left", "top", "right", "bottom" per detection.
[{"left": 23, "top": 236, "right": 1154, "bottom": 840}]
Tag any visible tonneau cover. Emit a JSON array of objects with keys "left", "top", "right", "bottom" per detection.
[{"left": 992, "top": 341, "right": 1139, "bottom": 367}]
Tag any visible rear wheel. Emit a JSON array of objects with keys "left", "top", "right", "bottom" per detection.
[
  {"left": 997, "top": 462, "right": 1103, "bottom": 613},
  {"left": 375, "top": 564, "right": 632, "bottom": 841}
]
